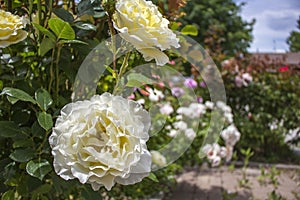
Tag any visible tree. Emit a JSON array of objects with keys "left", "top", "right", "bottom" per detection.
[
  {"left": 287, "top": 17, "right": 300, "bottom": 52},
  {"left": 179, "top": 0, "right": 254, "bottom": 59}
]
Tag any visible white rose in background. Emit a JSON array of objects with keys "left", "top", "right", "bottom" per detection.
[
  {"left": 221, "top": 124, "right": 241, "bottom": 146},
  {"left": 202, "top": 143, "right": 225, "bottom": 167},
  {"left": 159, "top": 103, "right": 174, "bottom": 115},
  {"left": 0, "top": 10, "right": 27, "bottom": 48},
  {"left": 177, "top": 103, "right": 206, "bottom": 119},
  {"left": 113, "top": 0, "right": 180, "bottom": 66},
  {"left": 49, "top": 93, "right": 152, "bottom": 191},
  {"left": 151, "top": 150, "right": 167, "bottom": 167},
  {"left": 221, "top": 124, "right": 241, "bottom": 161}
]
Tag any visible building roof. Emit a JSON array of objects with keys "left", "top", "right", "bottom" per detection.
[{"left": 250, "top": 52, "right": 300, "bottom": 66}]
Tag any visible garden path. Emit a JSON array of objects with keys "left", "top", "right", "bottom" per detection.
[{"left": 165, "top": 164, "right": 300, "bottom": 200}]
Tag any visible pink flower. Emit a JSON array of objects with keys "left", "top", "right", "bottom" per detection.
[
  {"left": 279, "top": 65, "right": 289, "bottom": 72},
  {"left": 184, "top": 78, "right": 197, "bottom": 88},
  {"left": 197, "top": 96, "right": 203, "bottom": 103},
  {"left": 199, "top": 81, "right": 206, "bottom": 88},
  {"left": 168, "top": 60, "right": 175, "bottom": 65},
  {"left": 127, "top": 93, "right": 135, "bottom": 100},
  {"left": 171, "top": 87, "right": 185, "bottom": 97},
  {"left": 235, "top": 76, "right": 243, "bottom": 88}
]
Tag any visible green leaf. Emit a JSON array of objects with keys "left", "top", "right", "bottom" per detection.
[
  {"left": 31, "top": 121, "right": 45, "bottom": 139},
  {"left": 0, "top": 80, "right": 3, "bottom": 90},
  {"left": 39, "top": 38, "right": 55, "bottom": 56},
  {"left": 75, "top": 22, "right": 97, "bottom": 31},
  {"left": 26, "top": 160, "right": 52, "bottom": 181},
  {"left": 48, "top": 18, "right": 75, "bottom": 40},
  {"left": 126, "top": 73, "right": 154, "bottom": 87},
  {"left": 6, "top": 96, "right": 19, "bottom": 104},
  {"left": 77, "top": 0, "right": 94, "bottom": 16},
  {"left": 10, "top": 148, "right": 35, "bottom": 163},
  {"left": 181, "top": 25, "right": 198, "bottom": 36},
  {"left": 37, "top": 112, "right": 53, "bottom": 131},
  {"left": 32, "top": 184, "right": 52, "bottom": 195},
  {"left": 0, "top": 121, "right": 21, "bottom": 138},
  {"left": 147, "top": 173, "right": 159, "bottom": 182},
  {"left": 1, "top": 87, "right": 36, "bottom": 104},
  {"left": 1, "top": 190, "right": 15, "bottom": 200},
  {"left": 13, "top": 139, "right": 34, "bottom": 148},
  {"left": 35, "top": 89, "right": 53, "bottom": 111},
  {"left": 53, "top": 8, "right": 74, "bottom": 22},
  {"left": 58, "top": 39, "right": 88, "bottom": 45},
  {"left": 81, "top": 186, "right": 101, "bottom": 200},
  {"left": 32, "top": 23, "right": 56, "bottom": 41},
  {"left": 11, "top": 109, "right": 31, "bottom": 126}
]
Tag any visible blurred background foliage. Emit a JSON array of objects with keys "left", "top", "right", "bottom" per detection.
[{"left": 0, "top": 0, "right": 299, "bottom": 199}]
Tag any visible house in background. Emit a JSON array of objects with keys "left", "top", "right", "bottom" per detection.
[{"left": 250, "top": 52, "right": 300, "bottom": 72}]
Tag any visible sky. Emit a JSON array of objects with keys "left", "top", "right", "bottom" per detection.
[{"left": 233, "top": 0, "right": 300, "bottom": 52}]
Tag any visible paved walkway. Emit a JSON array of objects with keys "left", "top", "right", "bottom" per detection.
[{"left": 165, "top": 164, "right": 300, "bottom": 200}]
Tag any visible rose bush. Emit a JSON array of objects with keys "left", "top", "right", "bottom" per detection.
[
  {"left": 49, "top": 93, "right": 152, "bottom": 190},
  {"left": 0, "top": 10, "right": 27, "bottom": 48},
  {"left": 113, "top": 0, "right": 180, "bottom": 66}
]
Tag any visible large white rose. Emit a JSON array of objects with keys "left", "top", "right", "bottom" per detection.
[
  {"left": 112, "top": 0, "right": 180, "bottom": 66},
  {"left": 49, "top": 93, "right": 152, "bottom": 191},
  {"left": 0, "top": 10, "right": 27, "bottom": 48},
  {"left": 220, "top": 124, "right": 241, "bottom": 146}
]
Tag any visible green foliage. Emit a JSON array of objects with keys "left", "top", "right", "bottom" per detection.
[
  {"left": 287, "top": 17, "right": 300, "bottom": 52},
  {"left": 181, "top": 25, "right": 199, "bottom": 36},
  {"left": 180, "top": 0, "right": 254, "bottom": 56},
  {"left": 48, "top": 18, "right": 75, "bottom": 40},
  {"left": 225, "top": 72, "right": 300, "bottom": 163},
  {"left": 0, "top": 0, "right": 182, "bottom": 199}
]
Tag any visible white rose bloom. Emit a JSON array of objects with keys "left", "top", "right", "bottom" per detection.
[
  {"left": 0, "top": 10, "right": 27, "bottom": 48},
  {"left": 165, "top": 125, "right": 172, "bottom": 130},
  {"left": 177, "top": 107, "right": 192, "bottom": 117},
  {"left": 177, "top": 103, "right": 205, "bottom": 119},
  {"left": 159, "top": 103, "right": 174, "bottom": 115},
  {"left": 151, "top": 150, "right": 167, "bottom": 167},
  {"left": 205, "top": 101, "right": 214, "bottom": 110},
  {"left": 221, "top": 124, "right": 241, "bottom": 146},
  {"left": 49, "top": 93, "right": 152, "bottom": 191},
  {"left": 211, "top": 156, "right": 221, "bottom": 167},
  {"left": 202, "top": 144, "right": 212, "bottom": 155},
  {"left": 175, "top": 115, "right": 183, "bottom": 120},
  {"left": 235, "top": 76, "right": 244, "bottom": 88},
  {"left": 202, "top": 143, "right": 220, "bottom": 161},
  {"left": 136, "top": 98, "right": 145, "bottom": 105},
  {"left": 216, "top": 101, "right": 232, "bottom": 113},
  {"left": 225, "top": 145, "right": 234, "bottom": 162},
  {"left": 219, "top": 146, "right": 227, "bottom": 158},
  {"left": 113, "top": 0, "right": 180, "bottom": 66},
  {"left": 173, "top": 121, "right": 188, "bottom": 130},
  {"left": 167, "top": 129, "right": 178, "bottom": 137},
  {"left": 147, "top": 88, "right": 164, "bottom": 102},
  {"left": 242, "top": 73, "right": 253, "bottom": 83},
  {"left": 224, "top": 112, "right": 233, "bottom": 124},
  {"left": 189, "top": 103, "right": 206, "bottom": 118},
  {"left": 185, "top": 128, "right": 196, "bottom": 140}
]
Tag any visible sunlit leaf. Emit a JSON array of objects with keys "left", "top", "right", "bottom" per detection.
[
  {"left": 37, "top": 112, "right": 53, "bottom": 131},
  {"left": 0, "top": 121, "right": 22, "bottom": 138},
  {"left": 48, "top": 18, "right": 75, "bottom": 40},
  {"left": 26, "top": 160, "right": 52, "bottom": 181},
  {"left": 32, "top": 23, "right": 56, "bottom": 41},
  {"left": 39, "top": 38, "right": 55, "bottom": 56},
  {"left": 1, "top": 87, "right": 36, "bottom": 104},
  {"left": 181, "top": 25, "right": 198, "bottom": 36},
  {"left": 35, "top": 89, "right": 53, "bottom": 111},
  {"left": 9, "top": 148, "right": 35, "bottom": 163}
]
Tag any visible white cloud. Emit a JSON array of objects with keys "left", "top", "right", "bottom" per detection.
[{"left": 234, "top": 0, "right": 299, "bottom": 52}]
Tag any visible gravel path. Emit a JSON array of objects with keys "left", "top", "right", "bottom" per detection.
[{"left": 165, "top": 164, "right": 300, "bottom": 200}]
